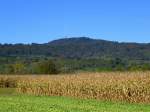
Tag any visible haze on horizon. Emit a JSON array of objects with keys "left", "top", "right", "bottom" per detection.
[{"left": 0, "top": 0, "right": 150, "bottom": 44}]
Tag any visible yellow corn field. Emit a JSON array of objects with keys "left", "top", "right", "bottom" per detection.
[{"left": 0, "top": 72, "right": 150, "bottom": 103}]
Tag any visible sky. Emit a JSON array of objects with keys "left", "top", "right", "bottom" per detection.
[{"left": 0, "top": 0, "right": 150, "bottom": 44}]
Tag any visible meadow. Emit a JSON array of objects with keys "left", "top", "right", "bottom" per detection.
[{"left": 0, "top": 95, "right": 150, "bottom": 112}]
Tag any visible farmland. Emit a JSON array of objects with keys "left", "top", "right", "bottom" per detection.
[
  {"left": 1, "top": 72, "right": 150, "bottom": 103},
  {"left": 0, "top": 72, "right": 150, "bottom": 112}
]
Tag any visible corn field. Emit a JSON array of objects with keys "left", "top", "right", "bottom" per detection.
[{"left": 0, "top": 72, "right": 150, "bottom": 103}]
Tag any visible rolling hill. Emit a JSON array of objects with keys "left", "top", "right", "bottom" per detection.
[{"left": 0, "top": 37, "right": 150, "bottom": 60}]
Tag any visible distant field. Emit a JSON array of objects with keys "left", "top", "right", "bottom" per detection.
[
  {"left": 0, "top": 72, "right": 150, "bottom": 103},
  {"left": 0, "top": 95, "right": 150, "bottom": 112}
]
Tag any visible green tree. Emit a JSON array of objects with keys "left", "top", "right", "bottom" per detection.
[
  {"left": 12, "top": 62, "right": 26, "bottom": 74},
  {"left": 35, "top": 60, "right": 59, "bottom": 74}
]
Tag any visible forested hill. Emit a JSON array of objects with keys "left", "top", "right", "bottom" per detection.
[{"left": 0, "top": 37, "right": 150, "bottom": 60}]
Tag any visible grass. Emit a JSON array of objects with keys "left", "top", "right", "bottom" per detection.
[
  {"left": 0, "top": 88, "right": 16, "bottom": 96},
  {"left": 0, "top": 95, "right": 150, "bottom": 112}
]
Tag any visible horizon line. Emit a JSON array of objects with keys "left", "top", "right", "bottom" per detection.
[{"left": 0, "top": 37, "right": 150, "bottom": 45}]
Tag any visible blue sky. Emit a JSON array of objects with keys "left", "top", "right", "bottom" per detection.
[{"left": 0, "top": 0, "right": 150, "bottom": 43}]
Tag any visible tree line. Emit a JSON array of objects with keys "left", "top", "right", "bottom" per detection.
[{"left": 0, "top": 57, "right": 150, "bottom": 74}]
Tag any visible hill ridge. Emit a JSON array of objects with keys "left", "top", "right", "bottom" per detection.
[{"left": 0, "top": 37, "right": 150, "bottom": 60}]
